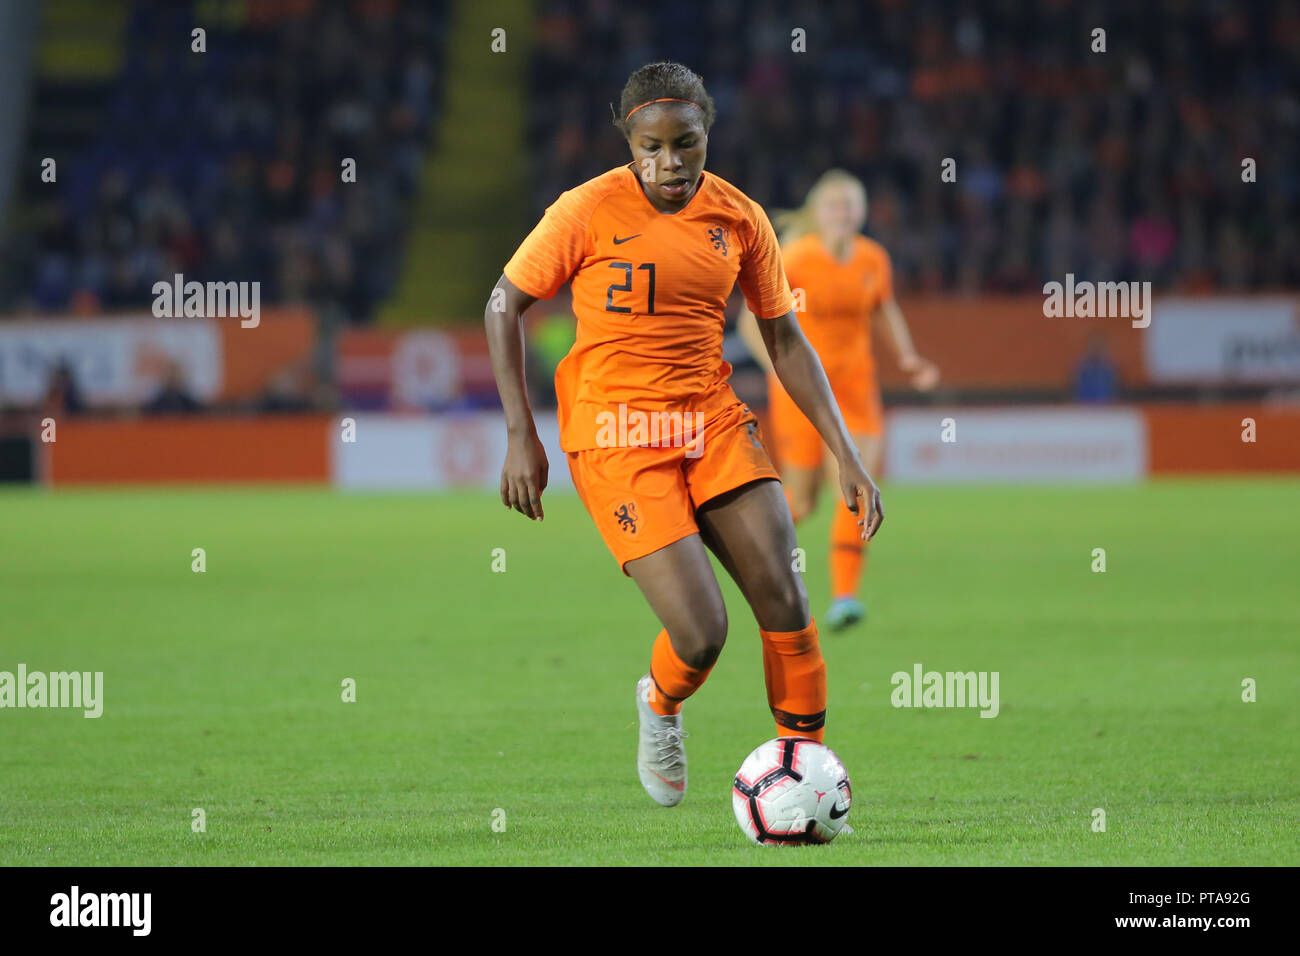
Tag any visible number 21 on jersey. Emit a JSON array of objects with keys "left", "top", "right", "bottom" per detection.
[{"left": 605, "top": 261, "right": 656, "bottom": 314}]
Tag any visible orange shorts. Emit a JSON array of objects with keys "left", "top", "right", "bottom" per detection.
[
  {"left": 567, "top": 401, "right": 781, "bottom": 575},
  {"left": 767, "top": 370, "right": 883, "bottom": 470}
]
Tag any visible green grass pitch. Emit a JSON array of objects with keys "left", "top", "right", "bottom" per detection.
[{"left": 1, "top": 479, "right": 1297, "bottom": 866}]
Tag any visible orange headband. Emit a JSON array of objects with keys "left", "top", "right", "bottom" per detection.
[{"left": 625, "top": 97, "right": 700, "bottom": 121}]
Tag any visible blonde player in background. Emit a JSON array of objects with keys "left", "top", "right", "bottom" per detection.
[{"left": 740, "top": 170, "right": 938, "bottom": 632}]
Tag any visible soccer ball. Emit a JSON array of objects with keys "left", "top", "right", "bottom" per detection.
[{"left": 732, "top": 737, "right": 852, "bottom": 845}]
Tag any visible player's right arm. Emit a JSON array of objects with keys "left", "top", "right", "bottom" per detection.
[
  {"left": 487, "top": 184, "right": 594, "bottom": 522},
  {"left": 485, "top": 273, "right": 547, "bottom": 521}
]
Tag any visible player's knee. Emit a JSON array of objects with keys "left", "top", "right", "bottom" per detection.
[
  {"left": 755, "top": 569, "right": 809, "bottom": 632},
  {"left": 672, "top": 604, "right": 728, "bottom": 669}
]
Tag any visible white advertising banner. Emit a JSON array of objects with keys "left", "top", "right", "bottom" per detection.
[
  {"left": 885, "top": 408, "right": 1147, "bottom": 483},
  {"left": 0, "top": 316, "right": 222, "bottom": 405},
  {"left": 1145, "top": 298, "right": 1300, "bottom": 383},
  {"left": 332, "top": 412, "right": 572, "bottom": 490}
]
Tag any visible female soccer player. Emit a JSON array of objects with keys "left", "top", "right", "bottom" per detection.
[
  {"left": 739, "top": 170, "right": 938, "bottom": 632},
  {"left": 484, "top": 62, "right": 882, "bottom": 808}
]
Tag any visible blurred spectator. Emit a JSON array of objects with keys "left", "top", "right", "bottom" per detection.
[
  {"left": 257, "top": 364, "right": 316, "bottom": 413},
  {"left": 1074, "top": 333, "right": 1119, "bottom": 403},
  {"left": 143, "top": 362, "right": 201, "bottom": 414},
  {"left": 42, "top": 361, "right": 86, "bottom": 416}
]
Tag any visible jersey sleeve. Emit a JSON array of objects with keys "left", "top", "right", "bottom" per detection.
[
  {"left": 737, "top": 201, "right": 795, "bottom": 319},
  {"left": 503, "top": 187, "right": 594, "bottom": 300},
  {"left": 780, "top": 239, "right": 808, "bottom": 303}
]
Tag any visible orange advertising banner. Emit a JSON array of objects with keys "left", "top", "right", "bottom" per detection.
[
  {"left": 218, "top": 306, "right": 316, "bottom": 401},
  {"left": 876, "top": 296, "right": 1146, "bottom": 390},
  {"left": 1143, "top": 403, "right": 1300, "bottom": 473},
  {"left": 46, "top": 416, "right": 331, "bottom": 484}
]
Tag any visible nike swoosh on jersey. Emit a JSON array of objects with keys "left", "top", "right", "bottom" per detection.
[{"left": 612, "top": 233, "right": 642, "bottom": 244}]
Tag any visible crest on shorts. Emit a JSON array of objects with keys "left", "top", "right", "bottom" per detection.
[
  {"left": 613, "top": 500, "right": 640, "bottom": 535},
  {"left": 707, "top": 225, "right": 730, "bottom": 257}
]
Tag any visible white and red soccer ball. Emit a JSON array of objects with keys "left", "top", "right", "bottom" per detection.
[{"left": 732, "top": 737, "right": 852, "bottom": 845}]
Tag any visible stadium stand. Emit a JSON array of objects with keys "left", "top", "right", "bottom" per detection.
[
  {"left": 4, "top": 0, "right": 449, "bottom": 323},
  {"left": 524, "top": 0, "right": 1300, "bottom": 293}
]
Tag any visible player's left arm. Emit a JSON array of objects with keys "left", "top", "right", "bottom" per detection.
[
  {"left": 757, "top": 312, "right": 883, "bottom": 540},
  {"left": 873, "top": 298, "right": 939, "bottom": 391}
]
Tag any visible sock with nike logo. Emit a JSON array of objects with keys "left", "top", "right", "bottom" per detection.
[{"left": 759, "top": 618, "right": 827, "bottom": 742}]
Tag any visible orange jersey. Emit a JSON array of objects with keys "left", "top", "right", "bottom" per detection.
[
  {"left": 504, "top": 164, "right": 794, "bottom": 452},
  {"left": 781, "top": 233, "right": 893, "bottom": 379}
]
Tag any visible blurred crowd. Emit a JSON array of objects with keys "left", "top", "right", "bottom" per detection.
[
  {"left": 526, "top": 0, "right": 1300, "bottom": 292},
  {"left": 6, "top": 0, "right": 1298, "bottom": 329},
  {"left": 8, "top": 0, "right": 446, "bottom": 321}
]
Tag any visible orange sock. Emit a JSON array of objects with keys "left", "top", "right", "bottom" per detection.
[
  {"left": 758, "top": 618, "right": 827, "bottom": 742},
  {"left": 647, "top": 629, "right": 714, "bottom": 716},
  {"left": 830, "top": 503, "right": 866, "bottom": 599}
]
